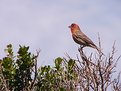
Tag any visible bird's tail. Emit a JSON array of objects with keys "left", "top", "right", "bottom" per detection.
[
  {"left": 91, "top": 44, "right": 104, "bottom": 55},
  {"left": 96, "top": 46, "right": 104, "bottom": 55}
]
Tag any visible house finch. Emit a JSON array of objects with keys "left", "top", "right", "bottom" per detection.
[{"left": 69, "top": 23, "right": 100, "bottom": 52}]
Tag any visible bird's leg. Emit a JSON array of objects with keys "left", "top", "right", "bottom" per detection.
[
  {"left": 78, "top": 45, "right": 84, "bottom": 52},
  {"left": 78, "top": 45, "right": 85, "bottom": 58}
]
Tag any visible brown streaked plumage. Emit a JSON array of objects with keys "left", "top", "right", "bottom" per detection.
[{"left": 69, "top": 23, "right": 100, "bottom": 52}]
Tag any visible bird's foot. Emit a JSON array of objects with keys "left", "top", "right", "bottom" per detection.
[{"left": 78, "top": 45, "right": 84, "bottom": 52}]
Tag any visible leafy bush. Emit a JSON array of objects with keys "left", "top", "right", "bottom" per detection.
[{"left": 0, "top": 44, "right": 121, "bottom": 91}]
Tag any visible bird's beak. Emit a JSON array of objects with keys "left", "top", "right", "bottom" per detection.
[{"left": 68, "top": 26, "right": 71, "bottom": 28}]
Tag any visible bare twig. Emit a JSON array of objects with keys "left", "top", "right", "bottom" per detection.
[
  {"left": 30, "top": 50, "right": 40, "bottom": 90},
  {"left": 76, "top": 38, "right": 121, "bottom": 91}
]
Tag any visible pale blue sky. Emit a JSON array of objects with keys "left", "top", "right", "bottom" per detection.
[{"left": 0, "top": 0, "right": 121, "bottom": 72}]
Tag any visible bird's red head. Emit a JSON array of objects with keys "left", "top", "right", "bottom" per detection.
[{"left": 68, "top": 23, "right": 80, "bottom": 34}]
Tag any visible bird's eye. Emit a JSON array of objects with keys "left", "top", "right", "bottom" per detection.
[{"left": 71, "top": 24, "right": 75, "bottom": 27}]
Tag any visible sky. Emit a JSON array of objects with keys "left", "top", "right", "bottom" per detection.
[{"left": 0, "top": 0, "right": 121, "bottom": 72}]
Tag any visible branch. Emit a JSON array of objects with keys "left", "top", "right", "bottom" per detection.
[{"left": 30, "top": 50, "right": 40, "bottom": 90}]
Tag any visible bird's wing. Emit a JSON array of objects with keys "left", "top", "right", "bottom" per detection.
[
  {"left": 77, "top": 31, "right": 93, "bottom": 43},
  {"left": 75, "top": 31, "right": 97, "bottom": 47}
]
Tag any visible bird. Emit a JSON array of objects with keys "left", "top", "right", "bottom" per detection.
[{"left": 68, "top": 23, "right": 100, "bottom": 53}]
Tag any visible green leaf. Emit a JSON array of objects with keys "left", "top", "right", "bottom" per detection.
[{"left": 54, "top": 57, "right": 63, "bottom": 70}]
